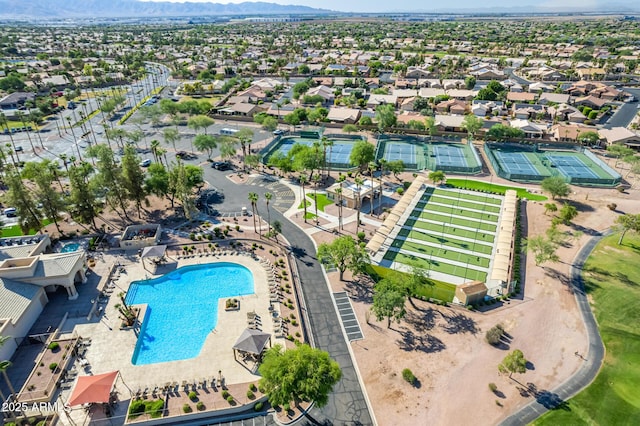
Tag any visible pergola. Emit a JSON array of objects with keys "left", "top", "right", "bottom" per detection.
[
  {"left": 139, "top": 244, "right": 167, "bottom": 271},
  {"left": 68, "top": 371, "right": 119, "bottom": 406},
  {"left": 232, "top": 328, "right": 272, "bottom": 362}
]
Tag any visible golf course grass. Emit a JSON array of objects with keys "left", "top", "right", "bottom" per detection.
[
  {"left": 446, "top": 178, "right": 548, "bottom": 201},
  {"left": 533, "top": 233, "right": 640, "bottom": 425}
]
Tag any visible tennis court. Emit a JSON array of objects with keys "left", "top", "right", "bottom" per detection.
[
  {"left": 384, "top": 141, "right": 417, "bottom": 164},
  {"left": 544, "top": 153, "right": 598, "bottom": 179},
  {"left": 266, "top": 136, "right": 358, "bottom": 168},
  {"left": 433, "top": 144, "right": 470, "bottom": 169},
  {"left": 492, "top": 151, "right": 543, "bottom": 177}
]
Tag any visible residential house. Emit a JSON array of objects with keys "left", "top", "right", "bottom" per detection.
[
  {"left": 470, "top": 67, "right": 506, "bottom": 80},
  {"left": 528, "top": 82, "right": 555, "bottom": 93},
  {"left": 434, "top": 114, "right": 465, "bottom": 132},
  {"left": 366, "top": 94, "right": 397, "bottom": 108},
  {"left": 229, "top": 102, "right": 265, "bottom": 116},
  {"left": 471, "top": 100, "right": 505, "bottom": 117},
  {"left": 537, "top": 93, "right": 571, "bottom": 105},
  {"left": 598, "top": 127, "right": 640, "bottom": 150},
  {"left": 436, "top": 99, "right": 468, "bottom": 115},
  {"left": 509, "top": 119, "right": 546, "bottom": 138},
  {"left": 506, "top": 92, "right": 537, "bottom": 103},
  {"left": 396, "top": 112, "right": 423, "bottom": 126},
  {"left": 551, "top": 123, "right": 597, "bottom": 142},
  {"left": 418, "top": 87, "right": 447, "bottom": 99},
  {"left": 327, "top": 107, "right": 361, "bottom": 124},
  {"left": 577, "top": 68, "right": 606, "bottom": 80},
  {"left": 305, "top": 85, "right": 335, "bottom": 105},
  {"left": 405, "top": 66, "right": 432, "bottom": 79},
  {"left": 512, "top": 103, "right": 546, "bottom": 120},
  {"left": 446, "top": 89, "right": 476, "bottom": 101},
  {"left": 574, "top": 95, "right": 608, "bottom": 110},
  {"left": 0, "top": 92, "right": 36, "bottom": 111},
  {"left": 442, "top": 79, "right": 464, "bottom": 90}
]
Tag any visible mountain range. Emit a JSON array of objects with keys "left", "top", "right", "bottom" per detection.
[
  {"left": 0, "top": 0, "right": 331, "bottom": 20},
  {"left": 0, "top": 0, "right": 638, "bottom": 20}
]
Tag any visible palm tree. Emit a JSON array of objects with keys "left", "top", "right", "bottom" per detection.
[
  {"left": 264, "top": 192, "right": 273, "bottom": 233},
  {"left": 355, "top": 177, "right": 364, "bottom": 235},
  {"left": 368, "top": 162, "right": 376, "bottom": 215},
  {"left": 17, "top": 111, "right": 36, "bottom": 153},
  {"left": 0, "top": 114, "right": 20, "bottom": 164},
  {"left": 337, "top": 174, "right": 346, "bottom": 230},
  {"left": 299, "top": 174, "right": 308, "bottom": 223},
  {"left": 248, "top": 192, "right": 259, "bottom": 234},
  {"left": 378, "top": 159, "right": 386, "bottom": 217},
  {"left": 325, "top": 139, "right": 334, "bottom": 181},
  {"left": 313, "top": 174, "right": 321, "bottom": 224},
  {"left": 150, "top": 139, "right": 160, "bottom": 163}
]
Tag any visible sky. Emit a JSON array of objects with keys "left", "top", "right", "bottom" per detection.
[{"left": 141, "top": 0, "right": 605, "bottom": 14}]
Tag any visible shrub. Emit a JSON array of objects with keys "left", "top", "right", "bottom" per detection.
[
  {"left": 48, "top": 342, "right": 60, "bottom": 351},
  {"left": 291, "top": 320, "right": 298, "bottom": 326},
  {"left": 249, "top": 383, "right": 257, "bottom": 392},
  {"left": 489, "top": 382, "right": 498, "bottom": 393},
  {"left": 403, "top": 181, "right": 411, "bottom": 189},
  {"left": 196, "top": 401, "right": 205, "bottom": 411},
  {"left": 226, "top": 395, "right": 234, "bottom": 404},
  {"left": 189, "top": 233, "right": 196, "bottom": 240},
  {"left": 283, "top": 402, "right": 290, "bottom": 411},
  {"left": 221, "top": 390, "right": 230, "bottom": 399},
  {"left": 128, "top": 400, "right": 146, "bottom": 418},
  {"left": 357, "top": 231, "right": 366, "bottom": 242},
  {"left": 182, "top": 403, "right": 192, "bottom": 413},
  {"left": 486, "top": 324, "right": 504, "bottom": 345},
  {"left": 396, "top": 187, "right": 404, "bottom": 195},
  {"left": 247, "top": 390, "right": 255, "bottom": 399},
  {"left": 188, "top": 391, "right": 197, "bottom": 401},
  {"left": 254, "top": 401, "right": 264, "bottom": 411},
  {"left": 402, "top": 368, "right": 416, "bottom": 385},
  {"left": 49, "top": 363, "right": 58, "bottom": 371},
  {"left": 496, "top": 400, "right": 503, "bottom": 407},
  {"left": 607, "top": 203, "right": 617, "bottom": 210}
]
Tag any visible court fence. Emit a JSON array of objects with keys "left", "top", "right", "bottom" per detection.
[
  {"left": 429, "top": 143, "right": 483, "bottom": 175},
  {"left": 484, "top": 142, "right": 622, "bottom": 187}
]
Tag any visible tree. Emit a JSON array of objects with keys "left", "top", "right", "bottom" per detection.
[
  {"left": 371, "top": 278, "right": 407, "bottom": 328},
  {"left": 349, "top": 140, "right": 375, "bottom": 175},
  {"left": 607, "top": 144, "right": 635, "bottom": 168},
  {"left": 523, "top": 235, "right": 559, "bottom": 266},
  {"left": 264, "top": 192, "right": 273, "bottom": 233},
  {"left": 498, "top": 349, "right": 528, "bottom": 378},
  {"left": 145, "top": 163, "right": 170, "bottom": 199},
  {"left": 354, "top": 177, "right": 364, "bottom": 235},
  {"left": 235, "top": 128, "right": 254, "bottom": 169},
  {"left": 299, "top": 174, "right": 308, "bottom": 222},
  {"left": 387, "top": 159, "right": 405, "bottom": 179},
  {"left": 577, "top": 131, "right": 600, "bottom": 146},
  {"left": 193, "top": 134, "right": 218, "bottom": 160},
  {"left": 121, "top": 146, "right": 148, "bottom": 218},
  {"left": 163, "top": 127, "right": 180, "bottom": 152},
  {"left": 248, "top": 192, "right": 260, "bottom": 234},
  {"left": 541, "top": 176, "right": 570, "bottom": 200},
  {"left": 544, "top": 203, "right": 557, "bottom": 215},
  {"left": 187, "top": 115, "right": 215, "bottom": 135},
  {"left": 558, "top": 203, "right": 578, "bottom": 225},
  {"left": 68, "top": 162, "right": 98, "bottom": 229},
  {"left": 342, "top": 124, "right": 358, "bottom": 134},
  {"left": 317, "top": 235, "right": 367, "bottom": 281},
  {"left": 464, "top": 76, "right": 476, "bottom": 90},
  {"left": 21, "top": 161, "right": 66, "bottom": 234},
  {"left": 5, "top": 168, "right": 42, "bottom": 234},
  {"left": 428, "top": 170, "right": 446, "bottom": 185},
  {"left": 90, "top": 144, "right": 130, "bottom": 220},
  {"left": 462, "top": 114, "right": 483, "bottom": 141},
  {"left": 615, "top": 213, "right": 640, "bottom": 245},
  {"left": 375, "top": 103, "right": 397, "bottom": 131},
  {"left": 259, "top": 344, "right": 341, "bottom": 416}
]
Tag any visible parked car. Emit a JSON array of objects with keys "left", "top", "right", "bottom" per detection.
[
  {"left": 273, "top": 129, "right": 284, "bottom": 135},
  {"left": 139, "top": 159, "right": 152, "bottom": 167},
  {"left": 3, "top": 207, "right": 16, "bottom": 217},
  {"left": 211, "top": 161, "right": 232, "bottom": 171}
]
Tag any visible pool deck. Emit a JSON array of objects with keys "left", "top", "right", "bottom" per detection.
[{"left": 59, "top": 252, "right": 279, "bottom": 401}]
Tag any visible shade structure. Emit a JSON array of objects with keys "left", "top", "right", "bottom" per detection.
[
  {"left": 232, "top": 328, "right": 271, "bottom": 355},
  {"left": 140, "top": 245, "right": 167, "bottom": 259},
  {"left": 68, "top": 371, "right": 118, "bottom": 406}
]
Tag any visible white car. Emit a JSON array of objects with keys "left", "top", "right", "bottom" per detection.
[{"left": 139, "top": 159, "right": 152, "bottom": 167}]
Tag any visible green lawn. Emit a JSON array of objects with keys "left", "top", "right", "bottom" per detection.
[
  {"left": 307, "top": 193, "right": 333, "bottom": 212},
  {"left": 366, "top": 264, "right": 457, "bottom": 302},
  {"left": 298, "top": 199, "right": 311, "bottom": 209},
  {"left": 397, "top": 228, "right": 493, "bottom": 255},
  {"left": 446, "top": 178, "right": 547, "bottom": 201},
  {"left": 533, "top": 233, "right": 640, "bottom": 425},
  {"left": 2, "top": 220, "right": 52, "bottom": 237}
]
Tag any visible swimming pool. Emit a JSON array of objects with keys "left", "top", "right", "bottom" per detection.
[
  {"left": 61, "top": 242, "right": 81, "bottom": 252},
  {"left": 126, "top": 262, "right": 254, "bottom": 365}
]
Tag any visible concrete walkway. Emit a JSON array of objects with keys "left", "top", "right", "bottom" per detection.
[{"left": 499, "top": 234, "right": 606, "bottom": 425}]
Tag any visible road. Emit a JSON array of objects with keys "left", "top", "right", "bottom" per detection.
[
  {"left": 499, "top": 234, "right": 606, "bottom": 426},
  {"left": 205, "top": 167, "right": 374, "bottom": 425}
]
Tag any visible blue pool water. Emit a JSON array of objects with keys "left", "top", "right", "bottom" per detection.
[
  {"left": 126, "top": 262, "right": 254, "bottom": 365},
  {"left": 61, "top": 242, "right": 81, "bottom": 252}
]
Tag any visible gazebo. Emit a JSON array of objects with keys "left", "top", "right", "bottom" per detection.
[
  {"left": 139, "top": 245, "right": 167, "bottom": 272},
  {"left": 232, "top": 328, "right": 272, "bottom": 362}
]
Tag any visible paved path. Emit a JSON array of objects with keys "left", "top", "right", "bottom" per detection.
[
  {"left": 499, "top": 234, "right": 606, "bottom": 426},
  {"left": 209, "top": 170, "right": 375, "bottom": 425}
]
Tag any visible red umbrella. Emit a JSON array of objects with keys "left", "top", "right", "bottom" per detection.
[{"left": 68, "top": 371, "right": 118, "bottom": 406}]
